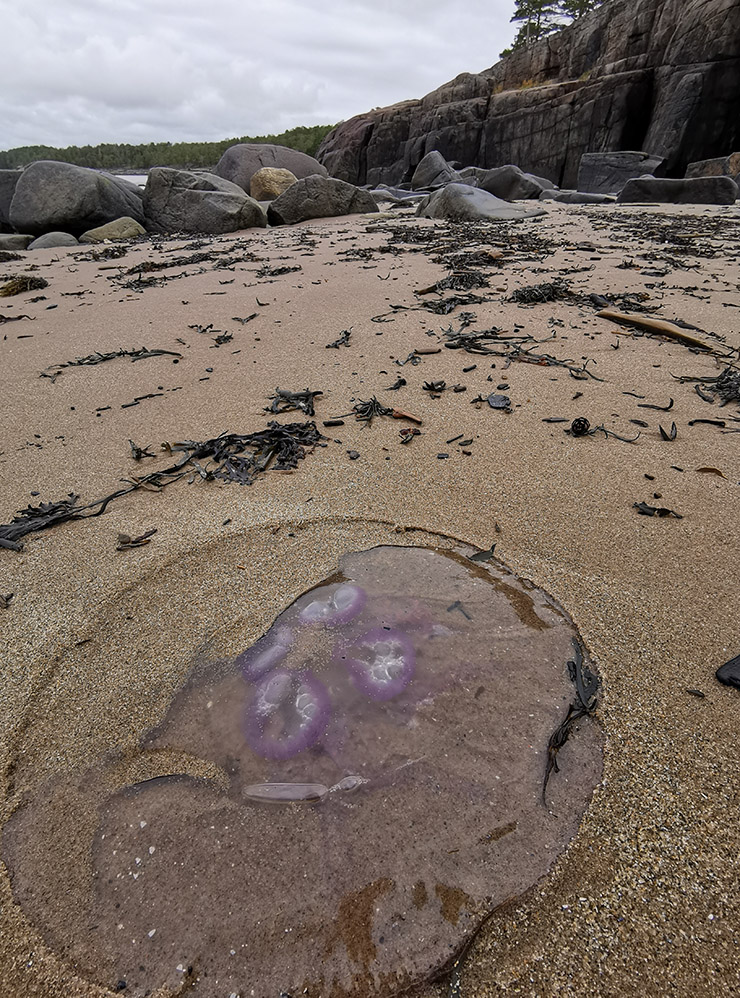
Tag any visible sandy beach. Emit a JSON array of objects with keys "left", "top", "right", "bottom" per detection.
[{"left": 1, "top": 200, "right": 739, "bottom": 998}]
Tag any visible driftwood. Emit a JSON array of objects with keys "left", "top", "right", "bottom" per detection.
[{"left": 596, "top": 310, "right": 714, "bottom": 351}]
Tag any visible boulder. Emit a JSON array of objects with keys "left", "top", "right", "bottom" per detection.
[
  {"left": 0, "top": 234, "right": 32, "bottom": 250},
  {"left": 9, "top": 161, "right": 145, "bottom": 237},
  {"left": 616, "top": 175, "right": 739, "bottom": 204},
  {"left": 215, "top": 143, "right": 327, "bottom": 193},
  {"left": 0, "top": 170, "right": 22, "bottom": 232},
  {"left": 369, "top": 187, "right": 427, "bottom": 205},
  {"left": 685, "top": 153, "right": 740, "bottom": 178},
  {"left": 540, "top": 190, "right": 615, "bottom": 203},
  {"left": 28, "top": 231, "right": 79, "bottom": 249},
  {"left": 578, "top": 152, "right": 664, "bottom": 194},
  {"left": 249, "top": 167, "right": 298, "bottom": 201},
  {"left": 410, "top": 151, "right": 461, "bottom": 190},
  {"left": 79, "top": 217, "right": 147, "bottom": 243},
  {"left": 476, "top": 165, "right": 547, "bottom": 200},
  {"left": 267, "top": 177, "right": 379, "bottom": 225},
  {"left": 143, "top": 168, "right": 267, "bottom": 234},
  {"left": 416, "top": 184, "right": 546, "bottom": 222}
]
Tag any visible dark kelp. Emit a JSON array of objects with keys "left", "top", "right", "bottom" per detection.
[{"left": 0, "top": 422, "right": 327, "bottom": 551}]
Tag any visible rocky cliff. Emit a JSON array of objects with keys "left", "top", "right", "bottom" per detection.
[{"left": 316, "top": 0, "right": 740, "bottom": 189}]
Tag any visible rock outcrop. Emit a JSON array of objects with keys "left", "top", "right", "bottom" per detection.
[
  {"left": 616, "top": 175, "right": 739, "bottom": 203},
  {"left": 316, "top": 0, "right": 740, "bottom": 189},
  {"left": 9, "top": 162, "right": 145, "bottom": 237}
]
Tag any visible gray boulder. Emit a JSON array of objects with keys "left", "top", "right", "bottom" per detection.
[
  {"left": 0, "top": 170, "right": 22, "bottom": 232},
  {"left": 416, "top": 184, "right": 546, "bottom": 222},
  {"left": 370, "top": 186, "right": 427, "bottom": 205},
  {"left": 685, "top": 153, "right": 740, "bottom": 179},
  {"left": 143, "top": 168, "right": 267, "bottom": 234},
  {"left": 540, "top": 190, "right": 615, "bottom": 204},
  {"left": 0, "top": 233, "right": 32, "bottom": 250},
  {"left": 476, "top": 165, "right": 546, "bottom": 200},
  {"left": 28, "top": 231, "right": 79, "bottom": 249},
  {"left": 578, "top": 152, "right": 664, "bottom": 195},
  {"left": 267, "top": 176, "right": 378, "bottom": 225},
  {"left": 411, "top": 151, "right": 461, "bottom": 190},
  {"left": 215, "top": 143, "right": 327, "bottom": 193},
  {"left": 9, "top": 161, "right": 145, "bottom": 236},
  {"left": 617, "top": 175, "right": 739, "bottom": 204}
]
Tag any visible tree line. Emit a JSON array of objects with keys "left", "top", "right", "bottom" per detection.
[
  {"left": 501, "top": 0, "right": 605, "bottom": 56},
  {"left": 0, "top": 123, "right": 335, "bottom": 172}
]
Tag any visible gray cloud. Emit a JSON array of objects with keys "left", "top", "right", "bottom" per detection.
[{"left": 0, "top": 0, "right": 516, "bottom": 150}]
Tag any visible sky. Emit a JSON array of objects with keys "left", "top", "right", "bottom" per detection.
[{"left": 0, "top": 0, "right": 517, "bottom": 151}]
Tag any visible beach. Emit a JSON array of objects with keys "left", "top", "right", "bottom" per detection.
[{"left": 1, "top": 200, "right": 739, "bottom": 997}]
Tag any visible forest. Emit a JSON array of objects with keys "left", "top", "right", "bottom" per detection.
[{"left": 0, "top": 123, "right": 334, "bottom": 172}]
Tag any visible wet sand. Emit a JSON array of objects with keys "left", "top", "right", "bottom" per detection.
[{"left": 1, "top": 200, "right": 739, "bottom": 997}]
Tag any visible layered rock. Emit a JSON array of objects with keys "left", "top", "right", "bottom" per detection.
[
  {"left": 9, "top": 162, "right": 145, "bottom": 237},
  {"left": 316, "top": 0, "right": 740, "bottom": 189}
]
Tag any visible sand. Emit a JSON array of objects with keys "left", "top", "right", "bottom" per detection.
[{"left": 0, "top": 199, "right": 739, "bottom": 998}]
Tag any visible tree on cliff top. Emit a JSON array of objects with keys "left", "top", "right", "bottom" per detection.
[{"left": 501, "top": 0, "right": 605, "bottom": 56}]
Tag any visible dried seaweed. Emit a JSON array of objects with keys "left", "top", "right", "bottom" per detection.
[
  {"left": 509, "top": 280, "right": 570, "bottom": 305},
  {"left": 351, "top": 397, "right": 395, "bottom": 425},
  {"left": 416, "top": 272, "right": 489, "bottom": 295},
  {"left": 672, "top": 366, "right": 740, "bottom": 406},
  {"left": 633, "top": 501, "right": 683, "bottom": 518},
  {"left": 543, "top": 640, "right": 599, "bottom": 803},
  {"left": 0, "top": 276, "right": 48, "bottom": 298},
  {"left": 265, "top": 388, "right": 323, "bottom": 416},
  {"left": 41, "top": 346, "right": 182, "bottom": 380},
  {"left": 0, "top": 422, "right": 327, "bottom": 550},
  {"left": 0, "top": 314, "right": 32, "bottom": 324},
  {"left": 326, "top": 328, "right": 352, "bottom": 349}
]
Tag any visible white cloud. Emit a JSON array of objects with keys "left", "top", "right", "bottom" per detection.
[{"left": 0, "top": 0, "right": 516, "bottom": 150}]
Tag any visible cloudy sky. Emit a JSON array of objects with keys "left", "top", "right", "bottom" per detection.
[{"left": 0, "top": 0, "right": 517, "bottom": 151}]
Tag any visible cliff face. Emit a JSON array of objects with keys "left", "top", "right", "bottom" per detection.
[{"left": 316, "top": 0, "right": 740, "bottom": 188}]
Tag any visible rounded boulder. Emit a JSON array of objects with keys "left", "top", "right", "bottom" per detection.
[{"left": 215, "top": 143, "right": 327, "bottom": 193}]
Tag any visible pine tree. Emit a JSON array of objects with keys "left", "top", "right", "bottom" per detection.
[
  {"left": 510, "top": 0, "right": 563, "bottom": 47},
  {"left": 558, "top": 0, "right": 604, "bottom": 20}
]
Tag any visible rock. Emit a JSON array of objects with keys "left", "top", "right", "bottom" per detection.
[
  {"left": 267, "top": 177, "right": 378, "bottom": 225},
  {"left": 8, "top": 161, "right": 145, "bottom": 237},
  {"left": 0, "top": 234, "right": 32, "bottom": 250},
  {"left": 215, "top": 144, "right": 327, "bottom": 193},
  {"left": 685, "top": 152, "right": 740, "bottom": 178},
  {"left": 316, "top": 0, "right": 740, "bottom": 189},
  {"left": 716, "top": 653, "right": 740, "bottom": 691},
  {"left": 369, "top": 187, "right": 427, "bottom": 205},
  {"left": 540, "top": 190, "right": 615, "bottom": 203},
  {"left": 616, "top": 175, "right": 739, "bottom": 204},
  {"left": 475, "top": 165, "right": 546, "bottom": 200},
  {"left": 578, "top": 152, "right": 664, "bottom": 194},
  {"left": 28, "top": 231, "right": 79, "bottom": 249},
  {"left": 410, "top": 151, "right": 461, "bottom": 190},
  {"left": 143, "top": 168, "right": 267, "bottom": 234},
  {"left": 416, "top": 184, "right": 546, "bottom": 222},
  {"left": 0, "top": 170, "right": 22, "bottom": 233},
  {"left": 249, "top": 167, "right": 297, "bottom": 201},
  {"left": 79, "top": 217, "right": 147, "bottom": 243}
]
